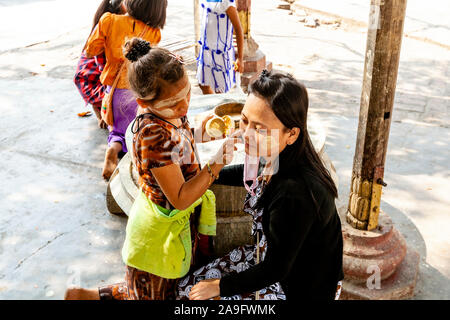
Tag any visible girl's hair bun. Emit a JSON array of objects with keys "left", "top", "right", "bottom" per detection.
[
  {"left": 123, "top": 38, "right": 151, "bottom": 62},
  {"left": 259, "top": 69, "right": 270, "bottom": 79}
]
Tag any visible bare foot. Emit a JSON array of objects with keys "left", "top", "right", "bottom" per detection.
[
  {"left": 102, "top": 147, "right": 119, "bottom": 181},
  {"left": 97, "top": 118, "right": 108, "bottom": 129},
  {"left": 64, "top": 287, "right": 100, "bottom": 300},
  {"left": 199, "top": 84, "right": 215, "bottom": 95}
]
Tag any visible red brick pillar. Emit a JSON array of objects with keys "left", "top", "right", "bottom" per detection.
[{"left": 236, "top": 0, "right": 272, "bottom": 91}]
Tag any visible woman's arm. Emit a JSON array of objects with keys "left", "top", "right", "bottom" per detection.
[
  {"left": 226, "top": 6, "right": 244, "bottom": 73},
  {"left": 214, "top": 164, "right": 244, "bottom": 187}
]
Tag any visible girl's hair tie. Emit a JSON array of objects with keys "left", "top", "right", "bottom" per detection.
[
  {"left": 260, "top": 69, "right": 270, "bottom": 79},
  {"left": 168, "top": 52, "right": 185, "bottom": 65},
  {"left": 124, "top": 38, "right": 151, "bottom": 62}
]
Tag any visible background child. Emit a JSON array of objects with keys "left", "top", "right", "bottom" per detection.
[
  {"left": 64, "top": 38, "right": 238, "bottom": 300},
  {"left": 84, "top": 0, "right": 167, "bottom": 180},
  {"left": 74, "top": 0, "right": 126, "bottom": 129},
  {"left": 197, "top": 0, "right": 244, "bottom": 94}
]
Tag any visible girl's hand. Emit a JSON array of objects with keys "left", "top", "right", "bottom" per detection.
[
  {"left": 189, "top": 279, "right": 220, "bottom": 300},
  {"left": 234, "top": 58, "right": 243, "bottom": 73},
  {"left": 196, "top": 113, "right": 226, "bottom": 143},
  {"left": 212, "top": 130, "right": 242, "bottom": 165}
]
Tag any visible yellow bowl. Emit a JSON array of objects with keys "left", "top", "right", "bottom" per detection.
[{"left": 206, "top": 117, "right": 227, "bottom": 138}]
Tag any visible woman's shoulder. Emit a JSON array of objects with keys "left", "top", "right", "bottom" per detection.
[
  {"left": 267, "top": 172, "right": 336, "bottom": 225},
  {"left": 272, "top": 169, "right": 335, "bottom": 205}
]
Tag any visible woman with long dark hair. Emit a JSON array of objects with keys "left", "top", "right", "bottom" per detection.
[{"left": 178, "top": 70, "right": 344, "bottom": 300}]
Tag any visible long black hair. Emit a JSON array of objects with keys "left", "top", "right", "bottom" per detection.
[
  {"left": 91, "top": 0, "right": 124, "bottom": 33},
  {"left": 250, "top": 70, "right": 338, "bottom": 210},
  {"left": 126, "top": 0, "right": 168, "bottom": 29}
]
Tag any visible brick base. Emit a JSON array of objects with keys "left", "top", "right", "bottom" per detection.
[
  {"left": 339, "top": 209, "right": 420, "bottom": 300},
  {"left": 241, "top": 61, "right": 272, "bottom": 91}
]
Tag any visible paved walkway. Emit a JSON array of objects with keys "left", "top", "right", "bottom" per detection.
[{"left": 0, "top": 0, "right": 448, "bottom": 299}]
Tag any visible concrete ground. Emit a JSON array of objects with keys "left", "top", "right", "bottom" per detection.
[{"left": 0, "top": 0, "right": 448, "bottom": 299}]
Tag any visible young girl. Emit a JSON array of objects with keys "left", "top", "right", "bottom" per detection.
[
  {"left": 197, "top": 0, "right": 244, "bottom": 94},
  {"left": 74, "top": 0, "right": 126, "bottom": 129},
  {"left": 64, "top": 38, "right": 239, "bottom": 300},
  {"left": 84, "top": 0, "right": 167, "bottom": 180}
]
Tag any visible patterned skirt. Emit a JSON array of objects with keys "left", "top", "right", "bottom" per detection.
[
  {"left": 98, "top": 266, "right": 179, "bottom": 300},
  {"left": 74, "top": 52, "right": 106, "bottom": 106},
  {"left": 177, "top": 243, "right": 286, "bottom": 300},
  {"left": 177, "top": 243, "right": 343, "bottom": 300}
]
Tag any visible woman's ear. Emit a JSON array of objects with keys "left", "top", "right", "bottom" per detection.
[{"left": 287, "top": 127, "right": 301, "bottom": 145}]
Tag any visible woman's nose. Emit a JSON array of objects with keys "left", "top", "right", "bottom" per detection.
[{"left": 242, "top": 125, "right": 255, "bottom": 140}]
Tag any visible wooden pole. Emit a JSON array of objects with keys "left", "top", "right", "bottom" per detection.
[
  {"left": 236, "top": 0, "right": 251, "bottom": 38},
  {"left": 194, "top": 0, "right": 201, "bottom": 57},
  {"left": 347, "top": 0, "right": 407, "bottom": 230}
]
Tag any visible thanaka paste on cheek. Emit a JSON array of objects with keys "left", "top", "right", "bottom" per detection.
[
  {"left": 152, "top": 83, "right": 191, "bottom": 110},
  {"left": 154, "top": 108, "right": 176, "bottom": 118}
]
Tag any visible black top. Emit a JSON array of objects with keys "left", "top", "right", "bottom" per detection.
[{"left": 215, "top": 164, "right": 344, "bottom": 300}]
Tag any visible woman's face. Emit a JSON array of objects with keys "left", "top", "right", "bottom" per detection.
[
  {"left": 144, "top": 74, "right": 191, "bottom": 119},
  {"left": 240, "top": 94, "right": 300, "bottom": 159}
]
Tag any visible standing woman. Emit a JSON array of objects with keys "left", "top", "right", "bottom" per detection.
[{"left": 178, "top": 70, "right": 344, "bottom": 300}]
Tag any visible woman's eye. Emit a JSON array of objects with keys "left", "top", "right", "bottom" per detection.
[{"left": 256, "top": 127, "right": 267, "bottom": 135}]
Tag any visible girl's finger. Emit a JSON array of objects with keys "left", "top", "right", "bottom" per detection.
[{"left": 202, "top": 114, "right": 215, "bottom": 126}]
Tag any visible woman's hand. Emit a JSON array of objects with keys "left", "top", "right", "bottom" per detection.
[{"left": 189, "top": 279, "right": 220, "bottom": 300}]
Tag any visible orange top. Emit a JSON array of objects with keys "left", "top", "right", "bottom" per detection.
[{"left": 85, "top": 13, "right": 161, "bottom": 89}]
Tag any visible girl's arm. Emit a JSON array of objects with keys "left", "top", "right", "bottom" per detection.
[
  {"left": 226, "top": 6, "right": 244, "bottom": 73},
  {"left": 193, "top": 114, "right": 227, "bottom": 144},
  {"left": 85, "top": 12, "right": 111, "bottom": 58},
  {"left": 151, "top": 135, "right": 239, "bottom": 211}
]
